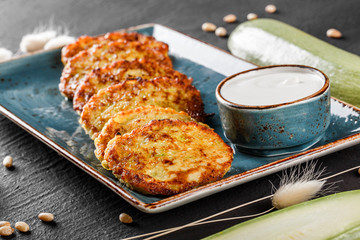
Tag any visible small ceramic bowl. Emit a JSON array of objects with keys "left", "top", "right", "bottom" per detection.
[{"left": 216, "top": 65, "right": 331, "bottom": 156}]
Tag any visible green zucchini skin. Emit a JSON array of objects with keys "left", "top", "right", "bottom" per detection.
[
  {"left": 203, "top": 190, "right": 360, "bottom": 240},
  {"left": 228, "top": 18, "right": 360, "bottom": 107},
  {"left": 331, "top": 225, "right": 360, "bottom": 240}
]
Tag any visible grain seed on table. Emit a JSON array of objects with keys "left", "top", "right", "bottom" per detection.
[
  {"left": 201, "top": 22, "right": 217, "bottom": 32},
  {"left": 38, "top": 212, "right": 54, "bottom": 222},
  {"left": 265, "top": 4, "right": 277, "bottom": 14},
  {"left": 215, "top": 27, "right": 227, "bottom": 37},
  {"left": 326, "top": 28, "right": 342, "bottom": 38},
  {"left": 247, "top": 13, "right": 258, "bottom": 20},
  {"left": 15, "top": 221, "right": 30, "bottom": 233},
  {"left": 3, "top": 155, "right": 13, "bottom": 168},
  {"left": 0, "top": 221, "right": 11, "bottom": 227},
  {"left": 119, "top": 213, "right": 133, "bottom": 224},
  {"left": 0, "top": 226, "right": 14, "bottom": 237},
  {"left": 223, "top": 14, "right": 237, "bottom": 23}
]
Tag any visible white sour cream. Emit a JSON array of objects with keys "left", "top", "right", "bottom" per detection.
[{"left": 220, "top": 67, "right": 325, "bottom": 106}]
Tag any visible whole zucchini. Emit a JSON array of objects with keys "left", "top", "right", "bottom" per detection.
[{"left": 203, "top": 190, "right": 360, "bottom": 239}]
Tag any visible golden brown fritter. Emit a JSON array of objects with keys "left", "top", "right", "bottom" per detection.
[
  {"left": 59, "top": 39, "right": 171, "bottom": 99},
  {"left": 103, "top": 119, "right": 233, "bottom": 195},
  {"left": 61, "top": 32, "right": 157, "bottom": 64},
  {"left": 80, "top": 77, "right": 206, "bottom": 139},
  {"left": 94, "top": 105, "right": 196, "bottom": 162},
  {"left": 73, "top": 59, "right": 191, "bottom": 113}
]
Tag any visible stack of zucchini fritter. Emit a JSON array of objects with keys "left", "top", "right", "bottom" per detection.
[{"left": 59, "top": 32, "right": 233, "bottom": 195}]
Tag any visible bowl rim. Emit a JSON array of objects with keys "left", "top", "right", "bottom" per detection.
[{"left": 216, "top": 64, "right": 330, "bottom": 109}]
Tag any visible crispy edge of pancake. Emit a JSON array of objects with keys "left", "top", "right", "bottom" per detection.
[
  {"left": 94, "top": 105, "right": 196, "bottom": 162},
  {"left": 80, "top": 77, "right": 206, "bottom": 138},
  {"left": 61, "top": 32, "right": 156, "bottom": 64},
  {"left": 73, "top": 58, "right": 191, "bottom": 113},
  {"left": 103, "top": 119, "right": 233, "bottom": 195},
  {"left": 59, "top": 39, "right": 171, "bottom": 99}
]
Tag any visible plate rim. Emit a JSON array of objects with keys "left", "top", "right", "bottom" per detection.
[{"left": 1, "top": 23, "right": 360, "bottom": 213}]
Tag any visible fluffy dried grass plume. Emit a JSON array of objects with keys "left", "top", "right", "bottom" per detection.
[
  {"left": 272, "top": 161, "right": 334, "bottom": 209},
  {"left": 0, "top": 47, "right": 13, "bottom": 61},
  {"left": 20, "top": 18, "right": 74, "bottom": 53}
]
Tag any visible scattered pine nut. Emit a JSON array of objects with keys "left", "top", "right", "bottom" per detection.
[
  {"left": 223, "top": 14, "right": 237, "bottom": 23},
  {"left": 326, "top": 28, "right": 342, "bottom": 38},
  {"left": 0, "top": 221, "right": 11, "bottom": 227},
  {"left": 119, "top": 213, "right": 133, "bottom": 224},
  {"left": 201, "top": 22, "right": 217, "bottom": 32},
  {"left": 38, "top": 212, "right": 54, "bottom": 222},
  {"left": 3, "top": 156, "right": 13, "bottom": 168},
  {"left": 215, "top": 27, "right": 227, "bottom": 37},
  {"left": 15, "top": 221, "right": 30, "bottom": 233},
  {"left": 0, "top": 226, "right": 14, "bottom": 236},
  {"left": 265, "top": 4, "right": 277, "bottom": 14},
  {"left": 247, "top": 13, "right": 258, "bottom": 20}
]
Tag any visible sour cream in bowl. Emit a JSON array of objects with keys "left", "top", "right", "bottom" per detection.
[{"left": 216, "top": 65, "right": 330, "bottom": 156}]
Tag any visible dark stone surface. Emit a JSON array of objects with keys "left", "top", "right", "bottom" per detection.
[{"left": 1, "top": 0, "right": 360, "bottom": 239}]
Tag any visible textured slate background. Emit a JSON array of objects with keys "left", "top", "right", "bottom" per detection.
[{"left": 1, "top": 0, "right": 360, "bottom": 239}]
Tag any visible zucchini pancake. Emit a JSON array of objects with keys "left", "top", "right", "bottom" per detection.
[
  {"left": 61, "top": 32, "right": 157, "bottom": 64},
  {"left": 73, "top": 58, "right": 191, "bottom": 112},
  {"left": 104, "top": 119, "right": 233, "bottom": 195},
  {"left": 59, "top": 38, "right": 171, "bottom": 99},
  {"left": 59, "top": 31, "right": 234, "bottom": 196},
  {"left": 80, "top": 77, "right": 206, "bottom": 139},
  {"left": 94, "top": 105, "right": 196, "bottom": 162}
]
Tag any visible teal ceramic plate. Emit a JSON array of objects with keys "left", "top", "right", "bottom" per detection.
[{"left": 1, "top": 24, "right": 360, "bottom": 213}]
